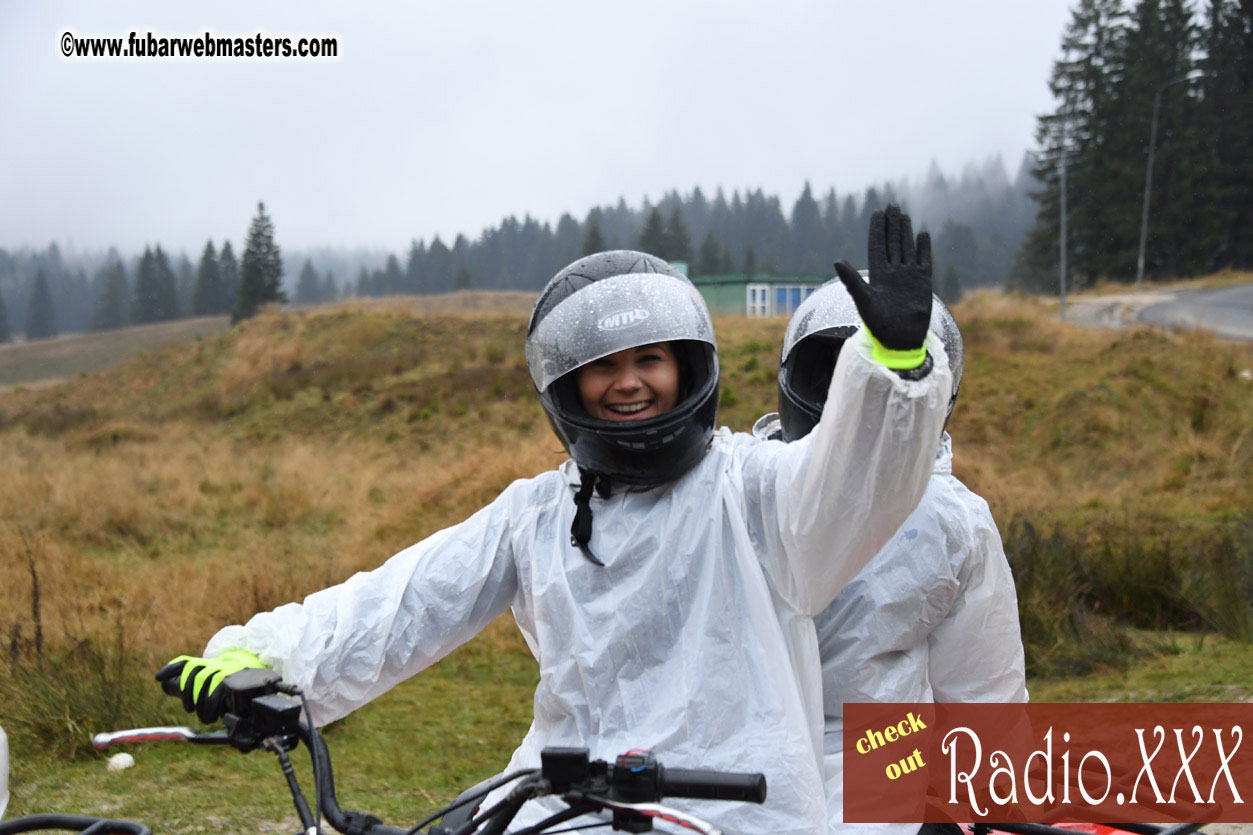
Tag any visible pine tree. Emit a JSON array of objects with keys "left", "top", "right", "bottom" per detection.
[
  {"left": 820, "top": 188, "right": 844, "bottom": 265},
  {"left": 939, "top": 265, "right": 964, "bottom": 305},
  {"left": 404, "top": 241, "right": 425, "bottom": 293},
  {"left": 697, "top": 230, "right": 723, "bottom": 275},
  {"left": 192, "top": 241, "right": 223, "bottom": 316},
  {"left": 152, "top": 247, "right": 181, "bottom": 320},
  {"left": 838, "top": 194, "right": 860, "bottom": 261},
  {"left": 1114, "top": 0, "right": 1205, "bottom": 278},
  {"left": 234, "top": 202, "right": 285, "bottom": 323},
  {"left": 0, "top": 284, "right": 11, "bottom": 343},
  {"left": 638, "top": 208, "right": 667, "bottom": 257},
  {"left": 789, "top": 181, "right": 826, "bottom": 272},
  {"left": 936, "top": 221, "right": 980, "bottom": 283},
  {"left": 322, "top": 271, "right": 338, "bottom": 302},
  {"left": 426, "top": 237, "right": 452, "bottom": 293},
  {"left": 663, "top": 206, "right": 691, "bottom": 266},
  {"left": 134, "top": 246, "right": 180, "bottom": 322},
  {"left": 295, "top": 260, "right": 321, "bottom": 305},
  {"left": 382, "top": 254, "right": 404, "bottom": 295},
  {"left": 175, "top": 254, "right": 196, "bottom": 315},
  {"left": 25, "top": 270, "right": 57, "bottom": 340},
  {"left": 582, "top": 219, "right": 606, "bottom": 255},
  {"left": 745, "top": 189, "right": 790, "bottom": 272},
  {"left": 1199, "top": 0, "right": 1253, "bottom": 269},
  {"left": 53, "top": 268, "right": 91, "bottom": 334},
  {"left": 90, "top": 260, "right": 131, "bottom": 330},
  {"left": 133, "top": 247, "right": 159, "bottom": 322},
  {"left": 219, "top": 241, "right": 240, "bottom": 314},
  {"left": 454, "top": 266, "right": 474, "bottom": 290},
  {"left": 553, "top": 214, "right": 582, "bottom": 269},
  {"left": 1014, "top": 0, "right": 1130, "bottom": 290}
]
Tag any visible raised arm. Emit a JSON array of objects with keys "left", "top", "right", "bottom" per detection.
[{"left": 740, "top": 205, "right": 950, "bottom": 614}]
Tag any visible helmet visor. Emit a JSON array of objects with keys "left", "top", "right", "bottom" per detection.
[{"left": 526, "top": 273, "right": 717, "bottom": 393}]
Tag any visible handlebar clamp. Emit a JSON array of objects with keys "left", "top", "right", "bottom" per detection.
[{"left": 220, "top": 668, "right": 303, "bottom": 753}]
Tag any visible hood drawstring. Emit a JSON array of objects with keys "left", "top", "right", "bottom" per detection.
[{"left": 571, "top": 467, "right": 611, "bottom": 566}]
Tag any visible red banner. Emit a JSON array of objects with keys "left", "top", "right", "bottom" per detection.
[{"left": 843, "top": 703, "right": 1253, "bottom": 825}]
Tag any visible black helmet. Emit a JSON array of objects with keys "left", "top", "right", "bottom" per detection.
[
  {"left": 525, "top": 251, "right": 720, "bottom": 486},
  {"left": 777, "top": 276, "right": 963, "bottom": 442}
]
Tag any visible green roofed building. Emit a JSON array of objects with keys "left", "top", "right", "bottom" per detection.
[{"left": 688, "top": 272, "right": 832, "bottom": 317}]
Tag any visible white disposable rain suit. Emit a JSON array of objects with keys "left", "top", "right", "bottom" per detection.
[
  {"left": 0, "top": 724, "right": 8, "bottom": 821},
  {"left": 754, "top": 419, "right": 1027, "bottom": 834},
  {"left": 205, "top": 330, "right": 951, "bottom": 835}
]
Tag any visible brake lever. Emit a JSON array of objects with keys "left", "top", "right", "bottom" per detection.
[{"left": 92, "top": 727, "right": 229, "bottom": 750}]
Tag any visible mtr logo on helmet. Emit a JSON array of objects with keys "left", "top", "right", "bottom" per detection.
[{"left": 598, "top": 308, "right": 651, "bottom": 331}]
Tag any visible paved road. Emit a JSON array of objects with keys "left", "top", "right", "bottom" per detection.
[
  {"left": 1139, "top": 282, "right": 1253, "bottom": 341},
  {"left": 1063, "top": 281, "right": 1253, "bottom": 342}
]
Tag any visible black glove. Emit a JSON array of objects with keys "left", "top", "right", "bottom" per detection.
[
  {"left": 834, "top": 203, "right": 933, "bottom": 359},
  {"left": 155, "top": 649, "right": 266, "bottom": 724}
]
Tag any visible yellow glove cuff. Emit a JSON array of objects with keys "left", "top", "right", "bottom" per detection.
[{"left": 864, "top": 324, "right": 927, "bottom": 370}]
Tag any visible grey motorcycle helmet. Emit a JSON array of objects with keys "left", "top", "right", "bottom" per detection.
[
  {"left": 525, "top": 251, "right": 720, "bottom": 486},
  {"left": 777, "top": 275, "right": 963, "bottom": 442}
]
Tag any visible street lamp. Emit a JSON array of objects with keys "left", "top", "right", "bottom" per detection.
[
  {"left": 1059, "top": 117, "right": 1068, "bottom": 320},
  {"left": 1135, "top": 70, "right": 1205, "bottom": 292}
]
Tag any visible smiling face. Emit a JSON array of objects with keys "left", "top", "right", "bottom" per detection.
[{"left": 576, "top": 342, "right": 680, "bottom": 422}]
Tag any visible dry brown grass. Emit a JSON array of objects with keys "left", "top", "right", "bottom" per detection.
[
  {"left": 949, "top": 290, "right": 1253, "bottom": 526},
  {"left": 1, "top": 292, "right": 1250, "bottom": 685},
  {"left": 327, "top": 290, "right": 537, "bottom": 316},
  {"left": 1072, "top": 268, "right": 1253, "bottom": 296},
  {"left": 0, "top": 419, "right": 565, "bottom": 661},
  {"left": 0, "top": 316, "right": 230, "bottom": 387}
]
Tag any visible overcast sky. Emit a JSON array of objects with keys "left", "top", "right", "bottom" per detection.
[{"left": 1, "top": 1, "right": 1076, "bottom": 257}]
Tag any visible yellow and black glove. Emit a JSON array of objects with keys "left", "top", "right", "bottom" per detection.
[{"left": 155, "top": 649, "right": 267, "bottom": 724}]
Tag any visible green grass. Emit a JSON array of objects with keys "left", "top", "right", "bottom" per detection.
[
  {"left": 4, "top": 617, "right": 539, "bottom": 831},
  {"left": 1029, "top": 630, "right": 1253, "bottom": 702},
  {"left": 8, "top": 628, "right": 1248, "bottom": 832}
]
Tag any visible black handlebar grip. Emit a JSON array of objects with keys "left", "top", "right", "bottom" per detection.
[{"left": 659, "top": 767, "right": 767, "bottom": 803}]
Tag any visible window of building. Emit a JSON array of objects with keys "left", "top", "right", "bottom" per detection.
[
  {"left": 746, "top": 283, "right": 818, "bottom": 317},
  {"left": 772, "top": 284, "right": 818, "bottom": 317},
  {"left": 746, "top": 283, "right": 771, "bottom": 317}
]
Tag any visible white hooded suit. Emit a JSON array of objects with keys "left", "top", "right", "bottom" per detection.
[{"left": 205, "top": 331, "right": 951, "bottom": 834}]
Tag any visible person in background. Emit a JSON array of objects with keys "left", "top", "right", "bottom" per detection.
[{"left": 754, "top": 271, "right": 1027, "bottom": 835}]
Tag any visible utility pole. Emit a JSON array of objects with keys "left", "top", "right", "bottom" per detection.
[
  {"left": 1136, "top": 71, "right": 1204, "bottom": 292},
  {"left": 1059, "top": 117, "right": 1068, "bottom": 320}
]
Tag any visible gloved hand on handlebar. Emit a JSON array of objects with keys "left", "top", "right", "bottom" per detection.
[
  {"left": 155, "top": 649, "right": 267, "bottom": 724},
  {"left": 834, "top": 202, "right": 933, "bottom": 372}
]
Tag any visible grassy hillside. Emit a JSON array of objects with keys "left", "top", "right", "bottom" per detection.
[
  {"left": 1, "top": 289, "right": 1251, "bottom": 830},
  {"left": 0, "top": 316, "right": 230, "bottom": 386}
]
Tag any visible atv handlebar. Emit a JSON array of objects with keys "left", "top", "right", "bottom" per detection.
[{"left": 81, "top": 668, "right": 768, "bottom": 835}]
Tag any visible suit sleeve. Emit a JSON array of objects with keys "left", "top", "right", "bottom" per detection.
[
  {"left": 204, "top": 481, "right": 524, "bottom": 726},
  {"left": 738, "top": 328, "right": 951, "bottom": 615},
  {"left": 926, "top": 486, "right": 1028, "bottom": 703}
]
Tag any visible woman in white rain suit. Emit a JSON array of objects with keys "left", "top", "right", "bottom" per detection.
[
  {"left": 161, "top": 207, "right": 951, "bottom": 834},
  {"left": 757, "top": 277, "right": 1027, "bottom": 835}
]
